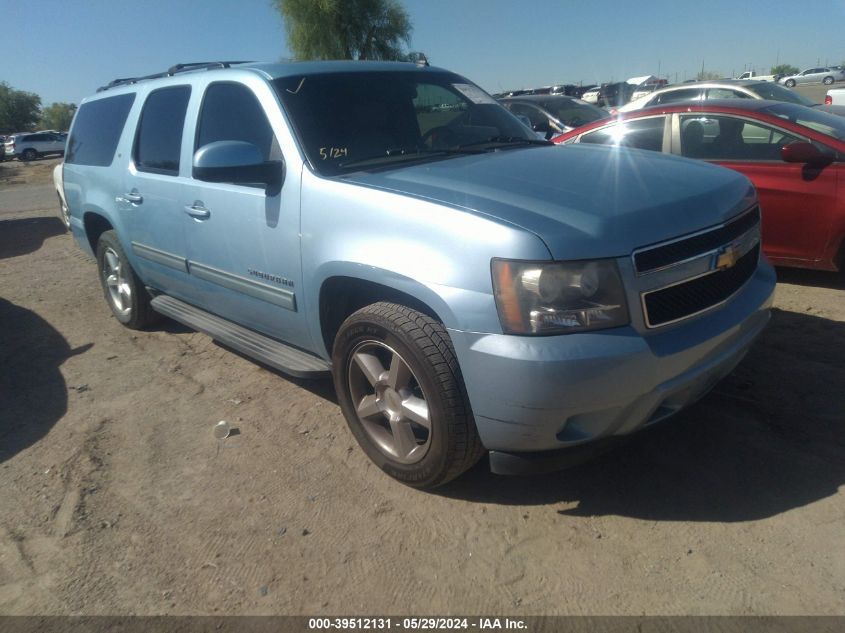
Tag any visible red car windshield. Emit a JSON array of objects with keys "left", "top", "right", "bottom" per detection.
[{"left": 763, "top": 103, "right": 845, "bottom": 142}]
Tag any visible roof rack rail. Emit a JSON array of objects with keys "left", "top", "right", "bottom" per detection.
[
  {"left": 96, "top": 61, "right": 254, "bottom": 93},
  {"left": 167, "top": 61, "right": 253, "bottom": 75}
]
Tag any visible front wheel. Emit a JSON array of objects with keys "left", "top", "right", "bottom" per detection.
[
  {"left": 95, "top": 230, "right": 160, "bottom": 329},
  {"left": 823, "top": 76, "right": 834, "bottom": 85},
  {"left": 785, "top": 79, "right": 796, "bottom": 88},
  {"left": 332, "top": 302, "right": 484, "bottom": 488}
]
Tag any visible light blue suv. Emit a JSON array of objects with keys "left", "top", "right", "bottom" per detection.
[{"left": 62, "top": 61, "right": 775, "bottom": 487}]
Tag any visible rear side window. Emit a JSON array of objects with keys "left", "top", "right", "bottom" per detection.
[
  {"left": 66, "top": 93, "right": 135, "bottom": 167},
  {"left": 579, "top": 117, "right": 666, "bottom": 152},
  {"left": 654, "top": 88, "right": 703, "bottom": 105},
  {"left": 196, "top": 82, "right": 278, "bottom": 161},
  {"left": 706, "top": 88, "right": 752, "bottom": 100},
  {"left": 134, "top": 86, "right": 191, "bottom": 175}
]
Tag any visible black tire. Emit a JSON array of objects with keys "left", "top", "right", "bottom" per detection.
[
  {"left": 21, "top": 148, "right": 37, "bottom": 161},
  {"left": 95, "top": 230, "right": 160, "bottom": 329},
  {"left": 823, "top": 76, "right": 834, "bottom": 85},
  {"left": 332, "top": 302, "right": 485, "bottom": 488},
  {"left": 785, "top": 79, "right": 796, "bottom": 88}
]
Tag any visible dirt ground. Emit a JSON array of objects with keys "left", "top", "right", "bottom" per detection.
[{"left": 0, "top": 157, "right": 843, "bottom": 616}]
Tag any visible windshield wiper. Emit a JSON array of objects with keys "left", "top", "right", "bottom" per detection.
[
  {"left": 338, "top": 147, "right": 487, "bottom": 169},
  {"left": 457, "top": 136, "right": 554, "bottom": 149}
]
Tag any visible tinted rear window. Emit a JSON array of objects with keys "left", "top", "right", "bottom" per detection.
[
  {"left": 65, "top": 93, "right": 135, "bottom": 166},
  {"left": 749, "top": 82, "right": 815, "bottom": 107}
]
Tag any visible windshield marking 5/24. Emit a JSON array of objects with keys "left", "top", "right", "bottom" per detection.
[{"left": 274, "top": 70, "right": 537, "bottom": 175}]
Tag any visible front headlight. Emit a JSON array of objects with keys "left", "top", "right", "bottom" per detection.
[{"left": 491, "top": 258, "right": 629, "bottom": 335}]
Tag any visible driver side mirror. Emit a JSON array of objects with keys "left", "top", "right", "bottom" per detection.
[
  {"left": 193, "top": 141, "right": 285, "bottom": 188},
  {"left": 781, "top": 141, "right": 830, "bottom": 165}
]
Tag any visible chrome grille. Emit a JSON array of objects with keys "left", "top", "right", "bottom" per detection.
[
  {"left": 642, "top": 244, "right": 759, "bottom": 328},
  {"left": 634, "top": 206, "right": 762, "bottom": 328},
  {"left": 634, "top": 206, "right": 760, "bottom": 275}
]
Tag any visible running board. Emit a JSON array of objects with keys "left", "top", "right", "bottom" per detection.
[{"left": 150, "top": 295, "right": 331, "bottom": 379}]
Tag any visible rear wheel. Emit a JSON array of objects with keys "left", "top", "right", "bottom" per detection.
[
  {"left": 21, "top": 148, "right": 37, "bottom": 161},
  {"left": 95, "top": 230, "right": 159, "bottom": 329},
  {"left": 332, "top": 302, "right": 484, "bottom": 488},
  {"left": 823, "top": 76, "right": 834, "bottom": 85}
]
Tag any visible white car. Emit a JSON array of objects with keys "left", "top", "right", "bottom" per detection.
[
  {"left": 5, "top": 131, "right": 66, "bottom": 161},
  {"left": 619, "top": 80, "right": 817, "bottom": 113},
  {"left": 580, "top": 86, "right": 601, "bottom": 104},
  {"left": 825, "top": 87, "right": 845, "bottom": 106},
  {"left": 630, "top": 84, "right": 661, "bottom": 102},
  {"left": 53, "top": 163, "right": 70, "bottom": 230},
  {"left": 778, "top": 67, "right": 845, "bottom": 87}
]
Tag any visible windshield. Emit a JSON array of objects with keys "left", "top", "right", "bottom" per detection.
[
  {"left": 763, "top": 102, "right": 845, "bottom": 141},
  {"left": 750, "top": 82, "right": 815, "bottom": 107},
  {"left": 274, "top": 70, "right": 537, "bottom": 175},
  {"left": 539, "top": 99, "right": 609, "bottom": 128}
]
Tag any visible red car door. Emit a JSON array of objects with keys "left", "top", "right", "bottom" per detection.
[{"left": 677, "top": 113, "right": 839, "bottom": 267}]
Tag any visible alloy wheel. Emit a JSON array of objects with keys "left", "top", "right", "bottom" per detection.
[
  {"left": 102, "top": 247, "right": 132, "bottom": 317},
  {"left": 347, "top": 340, "right": 432, "bottom": 464}
]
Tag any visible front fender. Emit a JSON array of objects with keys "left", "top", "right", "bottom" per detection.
[{"left": 306, "top": 261, "right": 497, "bottom": 358}]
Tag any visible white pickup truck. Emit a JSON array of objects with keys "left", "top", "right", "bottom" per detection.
[
  {"left": 736, "top": 71, "right": 777, "bottom": 82},
  {"left": 825, "top": 86, "right": 845, "bottom": 105}
]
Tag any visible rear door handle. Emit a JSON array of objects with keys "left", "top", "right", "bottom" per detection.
[{"left": 184, "top": 203, "right": 211, "bottom": 220}]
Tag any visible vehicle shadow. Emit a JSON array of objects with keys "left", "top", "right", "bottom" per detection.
[
  {"left": 437, "top": 308, "right": 845, "bottom": 522},
  {"left": 0, "top": 216, "right": 66, "bottom": 260},
  {"left": 775, "top": 266, "right": 845, "bottom": 290},
  {"left": 0, "top": 298, "right": 92, "bottom": 463}
]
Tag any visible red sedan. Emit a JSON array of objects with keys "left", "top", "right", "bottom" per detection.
[{"left": 552, "top": 100, "right": 845, "bottom": 271}]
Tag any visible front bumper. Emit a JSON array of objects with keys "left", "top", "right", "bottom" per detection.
[{"left": 448, "top": 261, "right": 775, "bottom": 459}]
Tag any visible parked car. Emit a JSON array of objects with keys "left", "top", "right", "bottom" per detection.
[
  {"left": 573, "top": 85, "right": 598, "bottom": 99},
  {"left": 778, "top": 67, "right": 845, "bottom": 87},
  {"left": 553, "top": 100, "right": 845, "bottom": 271},
  {"left": 64, "top": 60, "right": 774, "bottom": 487},
  {"left": 825, "top": 87, "right": 845, "bottom": 105},
  {"left": 4, "top": 131, "right": 67, "bottom": 161},
  {"left": 580, "top": 86, "right": 601, "bottom": 104},
  {"left": 736, "top": 71, "right": 777, "bottom": 82},
  {"left": 549, "top": 84, "right": 577, "bottom": 96},
  {"left": 620, "top": 80, "right": 818, "bottom": 112},
  {"left": 630, "top": 84, "right": 661, "bottom": 102},
  {"left": 598, "top": 82, "right": 636, "bottom": 108},
  {"left": 499, "top": 95, "right": 610, "bottom": 138},
  {"left": 549, "top": 84, "right": 598, "bottom": 98},
  {"left": 53, "top": 163, "right": 70, "bottom": 229}
]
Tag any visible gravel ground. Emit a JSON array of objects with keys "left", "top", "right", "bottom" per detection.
[{"left": 0, "top": 157, "right": 843, "bottom": 616}]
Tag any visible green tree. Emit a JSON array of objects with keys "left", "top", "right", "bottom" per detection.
[
  {"left": 771, "top": 64, "right": 799, "bottom": 76},
  {"left": 696, "top": 70, "right": 721, "bottom": 81},
  {"left": 0, "top": 82, "right": 41, "bottom": 133},
  {"left": 41, "top": 102, "right": 77, "bottom": 132},
  {"left": 276, "top": 0, "right": 412, "bottom": 61}
]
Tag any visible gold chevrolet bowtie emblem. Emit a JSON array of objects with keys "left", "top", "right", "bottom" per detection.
[{"left": 715, "top": 244, "right": 740, "bottom": 270}]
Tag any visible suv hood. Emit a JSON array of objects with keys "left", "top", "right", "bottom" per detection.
[{"left": 341, "top": 144, "right": 755, "bottom": 261}]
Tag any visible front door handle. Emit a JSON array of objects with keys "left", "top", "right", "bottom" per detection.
[
  {"left": 184, "top": 203, "right": 211, "bottom": 220},
  {"left": 116, "top": 191, "right": 144, "bottom": 205},
  {"left": 123, "top": 191, "right": 143, "bottom": 204}
]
